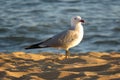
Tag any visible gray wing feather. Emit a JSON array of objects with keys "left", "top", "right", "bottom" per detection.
[{"left": 41, "top": 30, "right": 78, "bottom": 47}]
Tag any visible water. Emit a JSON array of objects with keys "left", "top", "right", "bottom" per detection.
[{"left": 0, "top": 0, "right": 120, "bottom": 53}]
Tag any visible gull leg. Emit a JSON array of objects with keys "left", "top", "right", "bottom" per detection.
[{"left": 65, "top": 50, "right": 70, "bottom": 59}]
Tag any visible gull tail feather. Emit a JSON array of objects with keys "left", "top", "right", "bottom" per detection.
[
  {"left": 25, "top": 38, "right": 51, "bottom": 49},
  {"left": 25, "top": 42, "right": 47, "bottom": 50},
  {"left": 25, "top": 43, "right": 47, "bottom": 49}
]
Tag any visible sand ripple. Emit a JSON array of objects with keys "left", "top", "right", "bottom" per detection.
[{"left": 0, "top": 52, "right": 120, "bottom": 80}]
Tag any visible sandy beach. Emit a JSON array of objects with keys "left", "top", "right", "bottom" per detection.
[{"left": 0, "top": 52, "right": 120, "bottom": 80}]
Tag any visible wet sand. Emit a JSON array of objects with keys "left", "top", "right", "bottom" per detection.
[{"left": 0, "top": 52, "right": 120, "bottom": 80}]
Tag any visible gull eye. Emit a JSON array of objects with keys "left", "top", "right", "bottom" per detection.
[{"left": 74, "top": 18, "right": 77, "bottom": 20}]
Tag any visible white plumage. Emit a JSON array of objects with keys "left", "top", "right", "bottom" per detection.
[{"left": 25, "top": 16, "right": 84, "bottom": 58}]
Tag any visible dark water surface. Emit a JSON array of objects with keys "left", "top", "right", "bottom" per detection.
[{"left": 0, "top": 0, "right": 120, "bottom": 53}]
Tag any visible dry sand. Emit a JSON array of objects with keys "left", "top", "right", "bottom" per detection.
[{"left": 0, "top": 51, "right": 120, "bottom": 80}]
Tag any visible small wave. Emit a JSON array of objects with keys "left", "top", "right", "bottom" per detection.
[
  {"left": 0, "top": 28, "right": 10, "bottom": 33},
  {"left": 84, "top": 33, "right": 111, "bottom": 41},
  {"left": 0, "top": 36, "right": 39, "bottom": 43},
  {"left": 94, "top": 40, "right": 120, "bottom": 45},
  {"left": 113, "top": 27, "right": 120, "bottom": 31},
  {"left": 91, "top": 34, "right": 110, "bottom": 38},
  {"left": 41, "top": 0, "right": 61, "bottom": 3},
  {"left": 61, "top": 8, "right": 80, "bottom": 13},
  {"left": 60, "top": 0, "right": 80, "bottom": 3}
]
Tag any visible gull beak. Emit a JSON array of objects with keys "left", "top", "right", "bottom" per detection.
[{"left": 80, "top": 19, "right": 84, "bottom": 23}]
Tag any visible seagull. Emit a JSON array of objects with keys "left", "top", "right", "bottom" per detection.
[{"left": 25, "top": 16, "right": 84, "bottom": 59}]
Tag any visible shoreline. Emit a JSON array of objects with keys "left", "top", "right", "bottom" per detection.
[{"left": 0, "top": 51, "right": 120, "bottom": 80}]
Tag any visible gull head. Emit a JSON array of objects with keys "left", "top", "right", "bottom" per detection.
[{"left": 71, "top": 16, "right": 84, "bottom": 26}]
